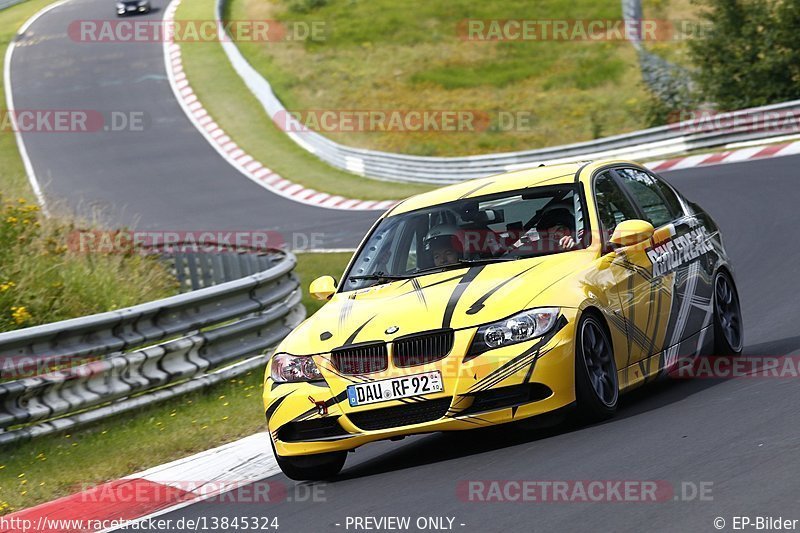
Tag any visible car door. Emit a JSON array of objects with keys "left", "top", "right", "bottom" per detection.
[
  {"left": 615, "top": 167, "right": 715, "bottom": 369},
  {"left": 593, "top": 170, "right": 668, "bottom": 376}
]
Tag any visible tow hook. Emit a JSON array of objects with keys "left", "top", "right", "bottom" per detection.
[{"left": 308, "top": 395, "right": 328, "bottom": 416}]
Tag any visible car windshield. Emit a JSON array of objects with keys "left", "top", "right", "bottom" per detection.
[{"left": 342, "top": 185, "right": 589, "bottom": 291}]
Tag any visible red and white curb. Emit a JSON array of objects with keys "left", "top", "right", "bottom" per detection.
[
  {"left": 645, "top": 139, "right": 800, "bottom": 173},
  {"left": 162, "top": 0, "right": 396, "bottom": 212},
  {"left": 1, "top": 433, "right": 278, "bottom": 533}
]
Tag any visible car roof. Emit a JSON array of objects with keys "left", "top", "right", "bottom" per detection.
[{"left": 387, "top": 159, "right": 640, "bottom": 217}]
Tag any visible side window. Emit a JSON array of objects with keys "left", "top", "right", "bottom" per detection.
[
  {"left": 594, "top": 172, "right": 638, "bottom": 243},
  {"left": 616, "top": 168, "right": 679, "bottom": 228},
  {"left": 404, "top": 233, "right": 418, "bottom": 272},
  {"left": 651, "top": 173, "right": 684, "bottom": 218}
]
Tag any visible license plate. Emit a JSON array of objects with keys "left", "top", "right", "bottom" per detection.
[{"left": 347, "top": 371, "right": 443, "bottom": 407}]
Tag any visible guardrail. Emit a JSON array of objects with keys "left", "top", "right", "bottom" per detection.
[
  {"left": 0, "top": 0, "right": 26, "bottom": 11},
  {"left": 215, "top": 0, "right": 800, "bottom": 184},
  {"left": 0, "top": 249, "right": 304, "bottom": 445},
  {"left": 161, "top": 247, "right": 288, "bottom": 292}
]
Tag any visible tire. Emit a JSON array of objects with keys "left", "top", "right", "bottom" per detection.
[
  {"left": 271, "top": 439, "right": 346, "bottom": 481},
  {"left": 713, "top": 270, "right": 743, "bottom": 356},
  {"left": 575, "top": 312, "right": 619, "bottom": 422}
]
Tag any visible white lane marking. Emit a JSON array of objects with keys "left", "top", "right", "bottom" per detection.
[{"left": 4, "top": 0, "right": 71, "bottom": 215}]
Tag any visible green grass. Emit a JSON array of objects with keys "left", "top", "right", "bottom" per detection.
[
  {"left": 0, "top": 251, "right": 354, "bottom": 514},
  {"left": 225, "top": 0, "right": 663, "bottom": 156},
  {"left": 175, "top": 0, "right": 433, "bottom": 201},
  {"left": 640, "top": 0, "right": 701, "bottom": 69}
]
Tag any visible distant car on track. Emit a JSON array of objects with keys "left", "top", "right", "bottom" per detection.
[
  {"left": 116, "top": 0, "right": 150, "bottom": 16},
  {"left": 263, "top": 159, "right": 743, "bottom": 480}
]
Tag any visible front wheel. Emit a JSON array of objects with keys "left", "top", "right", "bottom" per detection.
[
  {"left": 575, "top": 313, "right": 618, "bottom": 422},
  {"left": 713, "top": 270, "right": 743, "bottom": 356},
  {"left": 271, "top": 440, "right": 346, "bottom": 481}
]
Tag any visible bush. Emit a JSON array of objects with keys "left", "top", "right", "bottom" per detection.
[
  {"left": 688, "top": 0, "right": 800, "bottom": 109},
  {"left": 0, "top": 196, "right": 177, "bottom": 332}
]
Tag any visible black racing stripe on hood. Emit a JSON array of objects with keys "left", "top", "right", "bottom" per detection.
[
  {"left": 338, "top": 293, "right": 357, "bottom": 332},
  {"left": 342, "top": 315, "right": 376, "bottom": 346},
  {"left": 442, "top": 266, "right": 485, "bottom": 329},
  {"left": 392, "top": 273, "right": 464, "bottom": 301},
  {"left": 466, "top": 263, "right": 539, "bottom": 315},
  {"left": 411, "top": 278, "right": 428, "bottom": 309}
]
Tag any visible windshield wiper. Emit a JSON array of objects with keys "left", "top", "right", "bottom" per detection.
[
  {"left": 454, "top": 257, "right": 520, "bottom": 266},
  {"left": 350, "top": 257, "right": 521, "bottom": 283},
  {"left": 410, "top": 257, "right": 520, "bottom": 277},
  {"left": 348, "top": 272, "right": 413, "bottom": 281}
]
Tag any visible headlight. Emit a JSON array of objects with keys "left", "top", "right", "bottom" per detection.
[
  {"left": 270, "top": 352, "right": 323, "bottom": 383},
  {"left": 466, "top": 307, "right": 560, "bottom": 360},
  {"left": 116, "top": 2, "right": 124, "bottom": 7}
]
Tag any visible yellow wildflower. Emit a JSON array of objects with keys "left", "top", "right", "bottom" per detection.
[{"left": 10, "top": 306, "right": 31, "bottom": 325}]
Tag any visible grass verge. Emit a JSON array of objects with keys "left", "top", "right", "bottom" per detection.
[
  {"left": 175, "top": 0, "right": 434, "bottom": 200},
  {"left": 0, "top": 251, "right": 354, "bottom": 514},
  {"left": 226, "top": 0, "right": 662, "bottom": 156}
]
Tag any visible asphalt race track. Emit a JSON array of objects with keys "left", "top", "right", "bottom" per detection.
[
  {"left": 11, "top": 0, "right": 800, "bottom": 531},
  {"left": 10, "top": 0, "right": 379, "bottom": 249}
]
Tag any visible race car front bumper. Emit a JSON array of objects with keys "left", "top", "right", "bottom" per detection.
[{"left": 264, "top": 309, "right": 580, "bottom": 457}]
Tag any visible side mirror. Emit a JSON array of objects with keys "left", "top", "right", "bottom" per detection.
[
  {"left": 609, "top": 219, "right": 655, "bottom": 248},
  {"left": 309, "top": 276, "right": 337, "bottom": 301}
]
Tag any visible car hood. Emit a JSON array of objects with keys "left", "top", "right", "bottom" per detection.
[{"left": 281, "top": 251, "right": 595, "bottom": 355}]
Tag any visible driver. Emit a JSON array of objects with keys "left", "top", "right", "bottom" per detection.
[
  {"left": 536, "top": 208, "right": 577, "bottom": 251},
  {"left": 423, "top": 224, "right": 466, "bottom": 267}
]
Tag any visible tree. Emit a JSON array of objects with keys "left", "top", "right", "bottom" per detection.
[{"left": 688, "top": 0, "right": 800, "bottom": 109}]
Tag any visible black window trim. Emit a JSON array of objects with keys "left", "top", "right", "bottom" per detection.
[
  {"left": 590, "top": 166, "right": 643, "bottom": 253},
  {"left": 641, "top": 168, "right": 688, "bottom": 219},
  {"left": 613, "top": 166, "right": 683, "bottom": 226}
]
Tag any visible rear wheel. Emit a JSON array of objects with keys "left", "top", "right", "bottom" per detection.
[
  {"left": 575, "top": 313, "right": 618, "bottom": 422},
  {"left": 713, "top": 271, "right": 743, "bottom": 355},
  {"left": 271, "top": 439, "right": 346, "bottom": 481}
]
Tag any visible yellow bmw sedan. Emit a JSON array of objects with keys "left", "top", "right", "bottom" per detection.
[{"left": 263, "top": 160, "right": 743, "bottom": 480}]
